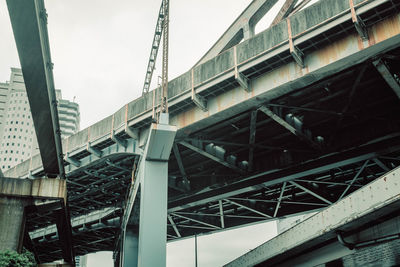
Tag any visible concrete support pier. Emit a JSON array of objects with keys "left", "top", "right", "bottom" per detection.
[
  {"left": 121, "top": 113, "right": 176, "bottom": 267},
  {"left": 0, "top": 177, "right": 67, "bottom": 253},
  {"left": 0, "top": 197, "right": 30, "bottom": 251}
]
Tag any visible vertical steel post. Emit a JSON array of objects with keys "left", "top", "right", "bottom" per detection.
[
  {"left": 195, "top": 234, "right": 198, "bottom": 267},
  {"left": 160, "top": 0, "right": 169, "bottom": 114}
]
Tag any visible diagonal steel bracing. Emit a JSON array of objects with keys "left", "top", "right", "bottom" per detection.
[
  {"left": 224, "top": 199, "right": 271, "bottom": 218},
  {"left": 167, "top": 214, "right": 181, "bottom": 238},
  {"left": 219, "top": 200, "right": 225, "bottom": 229},
  {"left": 259, "top": 106, "right": 322, "bottom": 150},
  {"left": 273, "top": 182, "right": 287, "bottom": 217},
  {"left": 172, "top": 143, "right": 190, "bottom": 191},
  {"left": 179, "top": 141, "right": 245, "bottom": 174},
  {"left": 289, "top": 181, "right": 333, "bottom": 205},
  {"left": 171, "top": 213, "right": 220, "bottom": 230},
  {"left": 373, "top": 59, "right": 400, "bottom": 99},
  {"left": 339, "top": 160, "right": 369, "bottom": 200}
]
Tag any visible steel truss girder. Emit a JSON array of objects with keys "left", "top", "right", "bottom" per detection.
[
  {"left": 289, "top": 181, "right": 333, "bottom": 205},
  {"left": 168, "top": 136, "right": 400, "bottom": 212},
  {"left": 224, "top": 199, "right": 272, "bottom": 218},
  {"left": 259, "top": 106, "right": 322, "bottom": 150},
  {"left": 179, "top": 141, "right": 245, "bottom": 174}
]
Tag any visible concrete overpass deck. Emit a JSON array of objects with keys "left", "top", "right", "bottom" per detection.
[{"left": 4, "top": 0, "right": 400, "bottom": 262}]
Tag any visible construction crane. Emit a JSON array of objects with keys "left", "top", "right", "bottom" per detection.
[
  {"left": 160, "top": 0, "right": 169, "bottom": 114},
  {"left": 142, "top": 0, "right": 169, "bottom": 116}
]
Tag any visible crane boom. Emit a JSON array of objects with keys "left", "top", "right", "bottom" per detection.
[
  {"left": 142, "top": 1, "right": 165, "bottom": 95},
  {"left": 160, "top": 0, "right": 169, "bottom": 113}
]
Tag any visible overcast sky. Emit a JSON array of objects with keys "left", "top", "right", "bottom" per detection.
[
  {"left": 0, "top": 0, "right": 282, "bottom": 129},
  {"left": 0, "top": 0, "right": 288, "bottom": 266}
]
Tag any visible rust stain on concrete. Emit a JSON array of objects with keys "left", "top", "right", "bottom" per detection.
[
  {"left": 372, "top": 15, "right": 400, "bottom": 43},
  {"left": 316, "top": 35, "right": 352, "bottom": 66}
]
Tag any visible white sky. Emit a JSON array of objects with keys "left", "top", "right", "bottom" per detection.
[
  {"left": 86, "top": 221, "right": 277, "bottom": 267},
  {"left": 0, "top": 0, "right": 283, "bottom": 129},
  {"left": 0, "top": 0, "right": 289, "bottom": 266}
]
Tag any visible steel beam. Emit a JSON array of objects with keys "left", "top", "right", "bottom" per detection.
[
  {"left": 373, "top": 158, "right": 390, "bottom": 172},
  {"left": 171, "top": 213, "right": 220, "bottom": 230},
  {"left": 167, "top": 214, "right": 181, "bottom": 238},
  {"left": 179, "top": 141, "right": 245, "bottom": 174},
  {"left": 219, "top": 200, "right": 225, "bottom": 229},
  {"left": 289, "top": 181, "right": 333, "bottom": 205},
  {"left": 373, "top": 59, "right": 400, "bottom": 99},
  {"left": 248, "top": 110, "right": 257, "bottom": 171},
  {"left": 224, "top": 199, "right": 271, "bottom": 218},
  {"left": 228, "top": 197, "right": 328, "bottom": 207},
  {"left": 7, "top": 0, "right": 65, "bottom": 177},
  {"left": 259, "top": 106, "right": 321, "bottom": 150},
  {"left": 273, "top": 182, "right": 286, "bottom": 217},
  {"left": 54, "top": 208, "right": 75, "bottom": 264},
  {"left": 172, "top": 143, "right": 190, "bottom": 191},
  {"left": 169, "top": 137, "right": 400, "bottom": 212},
  {"left": 338, "top": 159, "right": 369, "bottom": 201}
]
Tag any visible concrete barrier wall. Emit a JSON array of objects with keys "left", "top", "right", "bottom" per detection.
[
  {"left": 113, "top": 106, "right": 126, "bottom": 130},
  {"left": 89, "top": 115, "right": 113, "bottom": 142},
  {"left": 168, "top": 70, "right": 191, "bottom": 98},
  {"left": 67, "top": 129, "right": 88, "bottom": 152},
  {"left": 193, "top": 49, "right": 235, "bottom": 84},
  {"left": 237, "top": 20, "right": 289, "bottom": 62}
]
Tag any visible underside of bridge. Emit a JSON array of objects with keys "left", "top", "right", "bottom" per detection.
[
  {"left": 3, "top": 0, "right": 400, "bottom": 264},
  {"left": 166, "top": 48, "right": 400, "bottom": 238}
]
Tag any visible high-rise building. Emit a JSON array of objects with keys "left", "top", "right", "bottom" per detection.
[
  {"left": 56, "top": 89, "right": 80, "bottom": 139},
  {"left": 0, "top": 68, "right": 80, "bottom": 172},
  {"left": 75, "top": 255, "right": 87, "bottom": 267},
  {"left": 0, "top": 80, "right": 10, "bottom": 143}
]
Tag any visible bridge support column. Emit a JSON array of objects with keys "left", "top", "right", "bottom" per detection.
[
  {"left": 137, "top": 155, "right": 169, "bottom": 266},
  {"left": 0, "top": 177, "right": 69, "bottom": 262},
  {"left": 121, "top": 113, "right": 176, "bottom": 267},
  {"left": 121, "top": 227, "right": 139, "bottom": 267},
  {"left": 0, "top": 196, "right": 30, "bottom": 252}
]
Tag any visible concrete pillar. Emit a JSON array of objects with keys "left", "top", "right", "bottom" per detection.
[
  {"left": 137, "top": 160, "right": 169, "bottom": 267},
  {"left": 0, "top": 196, "right": 30, "bottom": 252},
  {"left": 0, "top": 177, "right": 68, "bottom": 262},
  {"left": 121, "top": 114, "right": 176, "bottom": 267},
  {"left": 121, "top": 228, "right": 139, "bottom": 267}
]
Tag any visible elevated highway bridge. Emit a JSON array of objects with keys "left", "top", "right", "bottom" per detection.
[{"left": 3, "top": 0, "right": 400, "bottom": 264}]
